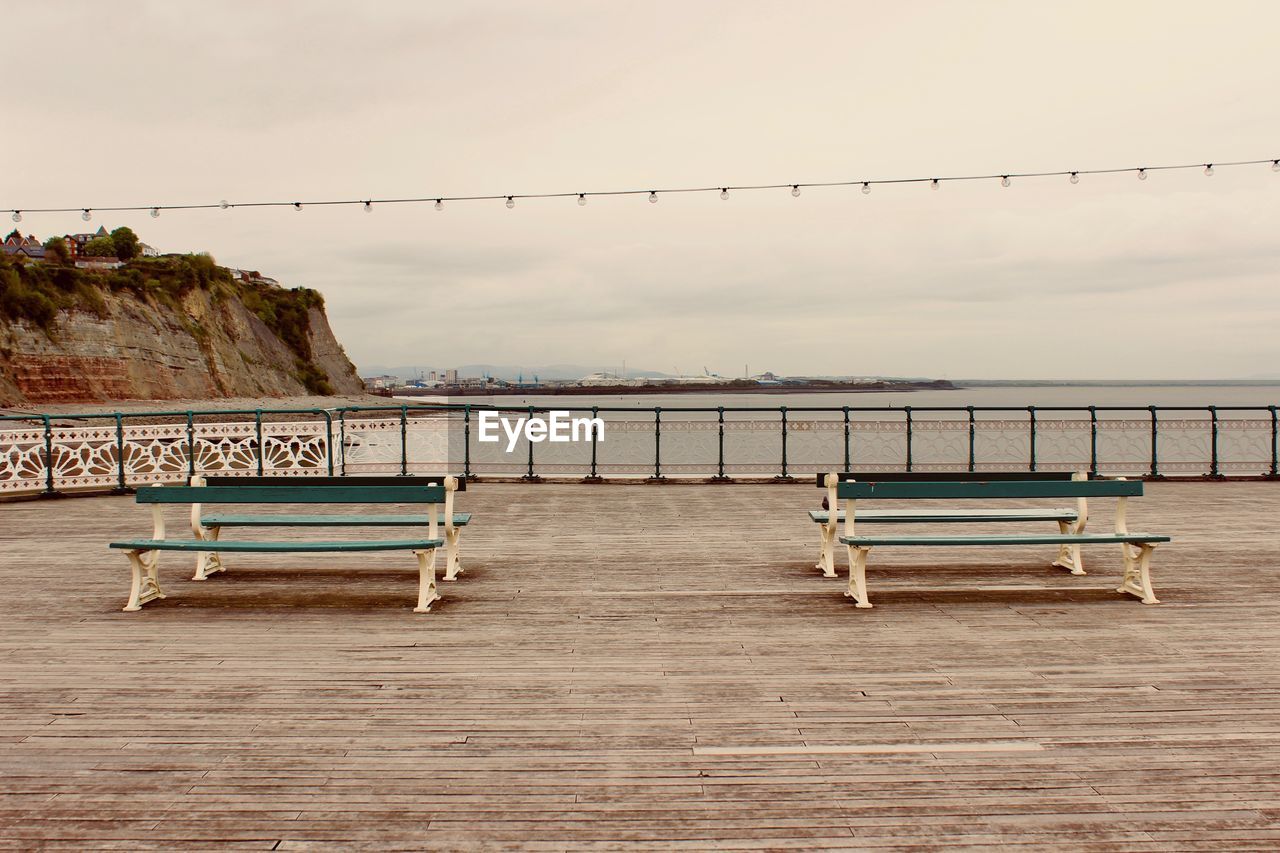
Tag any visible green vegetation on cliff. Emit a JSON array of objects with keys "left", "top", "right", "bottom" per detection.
[{"left": 0, "top": 251, "right": 334, "bottom": 394}]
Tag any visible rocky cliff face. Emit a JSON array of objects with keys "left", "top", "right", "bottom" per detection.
[{"left": 0, "top": 276, "right": 362, "bottom": 406}]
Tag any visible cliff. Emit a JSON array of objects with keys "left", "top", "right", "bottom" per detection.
[{"left": 0, "top": 254, "right": 362, "bottom": 406}]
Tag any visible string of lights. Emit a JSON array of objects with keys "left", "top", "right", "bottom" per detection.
[{"left": 8, "top": 157, "right": 1279, "bottom": 223}]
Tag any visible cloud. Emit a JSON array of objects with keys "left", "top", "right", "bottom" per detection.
[{"left": 5, "top": 1, "right": 1280, "bottom": 379}]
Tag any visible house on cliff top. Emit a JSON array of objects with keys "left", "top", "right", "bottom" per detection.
[
  {"left": 66, "top": 225, "right": 109, "bottom": 256},
  {"left": 2, "top": 230, "right": 45, "bottom": 260},
  {"left": 4, "top": 226, "right": 159, "bottom": 265},
  {"left": 224, "top": 267, "right": 280, "bottom": 286}
]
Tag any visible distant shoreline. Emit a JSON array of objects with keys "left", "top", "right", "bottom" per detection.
[
  {"left": 954, "top": 379, "right": 1280, "bottom": 387},
  {"left": 384, "top": 379, "right": 957, "bottom": 398}
]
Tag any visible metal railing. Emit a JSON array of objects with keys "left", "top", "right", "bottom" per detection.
[{"left": 2, "top": 402, "right": 1278, "bottom": 496}]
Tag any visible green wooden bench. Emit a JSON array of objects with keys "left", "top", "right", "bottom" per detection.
[
  {"left": 199, "top": 475, "right": 469, "bottom": 582},
  {"left": 812, "top": 472, "right": 1088, "bottom": 578},
  {"left": 825, "top": 478, "right": 1170, "bottom": 609},
  {"left": 109, "top": 482, "right": 456, "bottom": 614}
]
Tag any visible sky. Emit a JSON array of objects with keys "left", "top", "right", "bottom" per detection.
[{"left": 5, "top": 0, "right": 1279, "bottom": 379}]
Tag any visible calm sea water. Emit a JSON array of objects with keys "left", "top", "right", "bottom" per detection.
[
  {"left": 420, "top": 383, "right": 1280, "bottom": 412},
  {"left": 380, "top": 384, "right": 1280, "bottom": 476}
]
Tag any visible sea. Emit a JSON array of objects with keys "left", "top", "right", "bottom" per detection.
[
  {"left": 403, "top": 382, "right": 1280, "bottom": 413},
  {"left": 387, "top": 383, "right": 1280, "bottom": 477}
]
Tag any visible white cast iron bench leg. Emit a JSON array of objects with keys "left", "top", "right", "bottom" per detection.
[
  {"left": 443, "top": 527, "right": 463, "bottom": 581},
  {"left": 816, "top": 521, "right": 837, "bottom": 578},
  {"left": 439, "top": 478, "right": 463, "bottom": 582},
  {"left": 189, "top": 477, "right": 227, "bottom": 581},
  {"left": 1052, "top": 475, "right": 1088, "bottom": 576},
  {"left": 414, "top": 549, "right": 440, "bottom": 613},
  {"left": 843, "top": 545, "right": 873, "bottom": 608},
  {"left": 123, "top": 549, "right": 165, "bottom": 612},
  {"left": 192, "top": 526, "right": 226, "bottom": 581},
  {"left": 1111, "top": 480, "right": 1159, "bottom": 604},
  {"left": 1118, "top": 543, "right": 1160, "bottom": 604}
]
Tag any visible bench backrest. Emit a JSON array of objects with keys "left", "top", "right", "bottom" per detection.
[
  {"left": 131, "top": 478, "right": 460, "bottom": 543},
  {"left": 834, "top": 479, "right": 1142, "bottom": 500},
  {"left": 816, "top": 471, "right": 1082, "bottom": 487},
  {"left": 202, "top": 475, "right": 466, "bottom": 492},
  {"left": 137, "top": 484, "right": 448, "bottom": 504}
]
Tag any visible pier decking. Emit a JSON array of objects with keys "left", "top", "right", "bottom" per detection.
[{"left": 2, "top": 482, "right": 1280, "bottom": 848}]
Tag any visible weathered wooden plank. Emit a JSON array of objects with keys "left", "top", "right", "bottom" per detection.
[{"left": 1, "top": 481, "right": 1279, "bottom": 847}]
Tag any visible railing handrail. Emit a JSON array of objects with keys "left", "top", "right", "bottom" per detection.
[
  {"left": 4, "top": 402, "right": 1280, "bottom": 424},
  {"left": 4, "top": 400, "right": 1278, "bottom": 497}
]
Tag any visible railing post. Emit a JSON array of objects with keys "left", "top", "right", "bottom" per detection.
[
  {"left": 523, "top": 405, "right": 537, "bottom": 480},
  {"left": 1209, "top": 406, "right": 1220, "bottom": 477},
  {"left": 20, "top": 400, "right": 1279, "bottom": 492},
  {"left": 186, "top": 411, "right": 196, "bottom": 481},
  {"left": 652, "top": 407, "right": 662, "bottom": 479},
  {"left": 42, "top": 415, "right": 56, "bottom": 495},
  {"left": 1270, "top": 405, "right": 1278, "bottom": 477},
  {"left": 321, "top": 411, "right": 334, "bottom": 475},
  {"left": 716, "top": 407, "right": 726, "bottom": 479},
  {"left": 1149, "top": 406, "right": 1159, "bottom": 478},
  {"left": 966, "top": 406, "right": 976, "bottom": 473},
  {"left": 842, "top": 406, "right": 851, "bottom": 471},
  {"left": 904, "top": 407, "right": 913, "bottom": 472},
  {"left": 779, "top": 406, "right": 788, "bottom": 479},
  {"left": 399, "top": 405, "right": 409, "bottom": 476},
  {"left": 255, "top": 409, "right": 264, "bottom": 476},
  {"left": 1088, "top": 406, "right": 1098, "bottom": 476},
  {"left": 114, "top": 413, "right": 127, "bottom": 491},
  {"left": 1028, "top": 406, "right": 1037, "bottom": 472},
  {"left": 588, "top": 405, "right": 600, "bottom": 480},
  {"left": 463, "top": 405, "right": 472, "bottom": 478},
  {"left": 338, "top": 410, "right": 347, "bottom": 476}
]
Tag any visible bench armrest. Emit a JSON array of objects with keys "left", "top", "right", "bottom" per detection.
[{"left": 823, "top": 472, "right": 841, "bottom": 540}]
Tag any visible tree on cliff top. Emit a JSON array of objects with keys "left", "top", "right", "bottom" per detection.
[
  {"left": 110, "top": 226, "right": 140, "bottom": 261},
  {"left": 42, "top": 237, "right": 71, "bottom": 266},
  {"left": 83, "top": 236, "right": 116, "bottom": 257}
]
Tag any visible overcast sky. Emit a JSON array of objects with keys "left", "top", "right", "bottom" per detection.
[{"left": 6, "top": 1, "right": 1279, "bottom": 378}]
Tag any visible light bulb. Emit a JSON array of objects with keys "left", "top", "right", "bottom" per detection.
[
  {"left": 150, "top": 207, "right": 160, "bottom": 218},
  {"left": 293, "top": 202, "right": 303, "bottom": 211},
  {"left": 930, "top": 179, "right": 939, "bottom": 191},
  {"left": 1204, "top": 164, "right": 1214, "bottom": 176},
  {"left": 577, "top": 193, "right": 587, "bottom": 206},
  {"left": 10, "top": 211, "right": 20, "bottom": 223},
  {"left": 719, "top": 188, "right": 728, "bottom": 200},
  {"left": 219, "top": 199, "right": 229, "bottom": 209},
  {"left": 1000, "top": 176, "right": 1011, "bottom": 188},
  {"left": 861, "top": 182, "right": 871, "bottom": 195},
  {"left": 791, "top": 185, "right": 801, "bottom": 197},
  {"left": 1273, "top": 160, "right": 1280, "bottom": 172},
  {"left": 506, "top": 196, "right": 515, "bottom": 208},
  {"left": 363, "top": 201, "right": 372, "bottom": 213},
  {"left": 1069, "top": 172, "right": 1079, "bottom": 184},
  {"left": 81, "top": 209, "right": 91, "bottom": 221},
  {"left": 434, "top": 198, "right": 443, "bottom": 211},
  {"left": 648, "top": 191, "right": 658, "bottom": 203},
  {"left": 1137, "top": 169, "right": 1147, "bottom": 181}
]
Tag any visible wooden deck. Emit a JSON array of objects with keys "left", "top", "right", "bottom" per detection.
[{"left": 2, "top": 481, "right": 1280, "bottom": 849}]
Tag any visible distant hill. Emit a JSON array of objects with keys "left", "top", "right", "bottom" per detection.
[{"left": 362, "top": 363, "right": 674, "bottom": 381}]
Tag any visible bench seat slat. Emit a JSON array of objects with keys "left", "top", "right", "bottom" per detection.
[
  {"left": 137, "top": 485, "right": 445, "bottom": 504},
  {"left": 810, "top": 509, "right": 1078, "bottom": 524},
  {"left": 817, "top": 471, "right": 1083, "bottom": 486},
  {"left": 840, "top": 533, "right": 1169, "bottom": 546},
  {"left": 836, "top": 480, "right": 1142, "bottom": 500},
  {"left": 200, "top": 513, "right": 471, "bottom": 527},
  {"left": 109, "top": 538, "right": 443, "bottom": 553}
]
